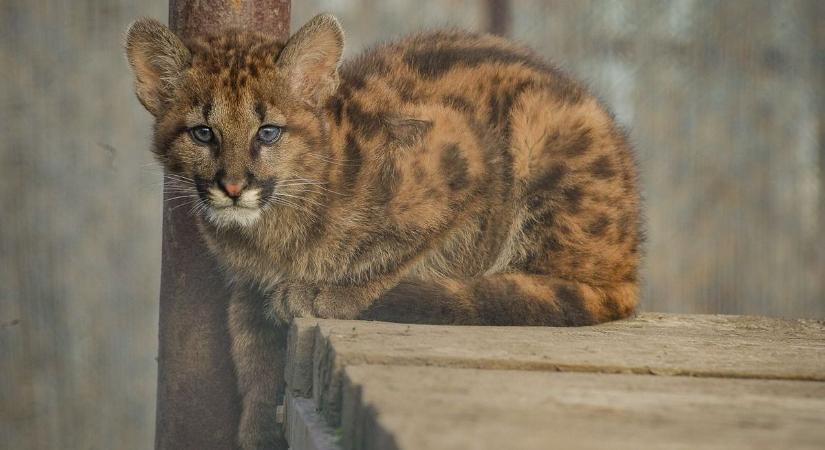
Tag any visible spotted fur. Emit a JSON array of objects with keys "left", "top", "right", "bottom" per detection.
[{"left": 126, "top": 13, "right": 642, "bottom": 449}]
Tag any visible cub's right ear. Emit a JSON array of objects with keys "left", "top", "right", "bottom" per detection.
[{"left": 124, "top": 18, "right": 190, "bottom": 117}]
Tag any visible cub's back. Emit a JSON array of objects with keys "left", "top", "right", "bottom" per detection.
[
  {"left": 336, "top": 30, "right": 585, "bottom": 132},
  {"left": 329, "top": 30, "right": 641, "bottom": 284}
]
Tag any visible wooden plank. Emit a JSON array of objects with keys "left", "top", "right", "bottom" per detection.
[
  {"left": 285, "top": 313, "right": 825, "bottom": 425},
  {"left": 341, "top": 365, "right": 825, "bottom": 450}
]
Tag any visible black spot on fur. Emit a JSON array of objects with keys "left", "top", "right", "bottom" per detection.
[
  {"left": 339, "top": 54, "right": 391, "bottom": 91},
  {"left": 344, "top": 53, "right": 391, "bottom": 80},
  {"left": 564, "top": 130, "right": 593, "bottom": 156},
  {"left": 589, "top": 155, "right": 616, "bottom": 179},
  {"left": 337, "top": 84, "right": 354, "bottom": 101},
  {"left": 327, "top": 95, "right": 345, "bottom": 126},
  {"left": 250, "top": 140, "right": 261, "bottom": 158},
  {"left": 543, "top": 129, "right": 592, "bottom": 157},
  {"left": 554, "top": 284, "right": 594, "bottom": 325},
  {"left": 254, "top": 102, "right": 266, "bottom": 123},
  {"left": 202, "top": 102, "right": 212, "bottom": 121},
  {"left": 404, "top": 46, "right": 550, "bottom": 79},
  {"left": 167, "top": 161, "right": 183, "bottom": 174},
  {"left": 528, "top": 164, "right": 567, "bottom": 196},
  {"left": 520, "top": 206, "right": 554, "bottom": 236},
  {"left": 372, "top": 159, "right": 400, "bottom": 206},
  {"left": 346, "top": 102, "right": 385, "bottom": 139},
  {"left": 488, "top": 81, "right": 534, "bottom": 139},
  {"left": 602, "top": 294, "right": 623, "bottom": 320},
  {"left": 440, "top": 143, "right": 469, "bottom": 191},
  {"left": 393, "top": 78, "right": 419, "bottom": 102},
  {"left": 526, "top": 196, "right": 542, "bottom": 211},
  {"left": 547, "top": 234, "right": 564, "bottom": 251},
  {"left": 586, "top": 214, "right": 611, "bottom": 237},
  {"left": 441, "top": 95, "right": 473, "bottom": 112},
  {"left": 562, "top": 185, "right": 584, "bottom": 213},
  {"left": 345, "top": 73, "right": 366, "bottom": 90},
  {"left": 342, "top": 134, "right": 363, "bottom": 191}
]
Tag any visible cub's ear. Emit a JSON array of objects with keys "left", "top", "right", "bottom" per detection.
[
  {"left": 276, "top": 13, "right": 344, "bottom": 107},
  {"left": 124, "top": 18, "right": 190, "bottom": 117}
]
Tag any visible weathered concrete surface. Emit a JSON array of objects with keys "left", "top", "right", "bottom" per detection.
[
  {"left": 284, "top": 392, "right": 341, "bottom": 450},
  {"left": 286, "top": 313, "right": 825, "bottom": 425},
  {"left": 341, "top": 365, "right": 825, "bottom": 450},
  {"left": 283, "top": 313, "right": 825, "bottom": 449},
  {"left": 286, "top": 319, "right": 318, "bottom": 397}
]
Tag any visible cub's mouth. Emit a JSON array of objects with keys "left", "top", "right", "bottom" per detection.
[
  {"left": 203, "top": 185, "right": 263, "bottom": 227},
  {"left": 191, "top": 176, "right": 264, "bottom": 227},
  {"left": 186, "top": 174, "right": 278, "bottom": 228}
]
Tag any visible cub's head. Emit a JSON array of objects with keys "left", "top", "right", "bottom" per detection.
[{"left": 125, "top": 14, "right": 343, "bottom": 228}]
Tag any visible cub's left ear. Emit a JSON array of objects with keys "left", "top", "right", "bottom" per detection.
[
  {"left": 277, "top": 13, "right": 344, "bottom": 107},
  {"left": 124, "top": 18, "right": 191, "bottom": 117}
]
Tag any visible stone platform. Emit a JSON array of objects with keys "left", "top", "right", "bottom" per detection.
[{"left": 281, "top": 313, "right": 825, "bottom": 450}]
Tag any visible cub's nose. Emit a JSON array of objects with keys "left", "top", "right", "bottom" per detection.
[{"left": 220, "top": 179, "right": 247, "bottom": 198}]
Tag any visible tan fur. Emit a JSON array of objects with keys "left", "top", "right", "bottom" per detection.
[{"left": 126, "top": 13, "right": 642, "bottom": 449}]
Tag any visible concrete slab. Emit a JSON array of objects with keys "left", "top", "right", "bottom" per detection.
[
  {"left": 341, "top": 365, "right": 825, "bottom": 450},
  {"left": 288, "top": 313, "right": 824, "bottom": 425}
]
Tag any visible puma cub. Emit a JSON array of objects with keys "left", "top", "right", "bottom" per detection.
[{"left": 126, "top": 13, "right": 642, "bottom": 449}]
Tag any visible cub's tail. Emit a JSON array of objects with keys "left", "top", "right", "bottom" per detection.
[{"left": 361, "top": 274, "right": 637, "bottom": 326}]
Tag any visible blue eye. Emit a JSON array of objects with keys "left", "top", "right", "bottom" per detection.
[
  {"left": 190, "top": 126, "right": 214, "bottom": 144},
  {"left": 257, "top": 125, "right": 283, "bottom": 145}
]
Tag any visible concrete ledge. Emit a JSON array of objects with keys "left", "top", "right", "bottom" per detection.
[
  {"left": 341, "top": 365, "right": 825, "bottom": 450},
  {"left": 283, "top": 313, "right": 825, "bottom": 450}
]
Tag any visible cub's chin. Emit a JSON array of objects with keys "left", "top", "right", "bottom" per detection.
[
  {"left": 205, "top": 205, "right": 262, "bottom": 228},
  {"left": 204, "top": 186, "right": 265, "bottom": 228}
]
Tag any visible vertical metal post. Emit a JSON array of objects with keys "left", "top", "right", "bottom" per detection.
[
  {"left": 156, "top": 2, "right": 290, "bottom": 449},
  {"left": 486, "top": 0, "right": 512, "bottom": 36}
]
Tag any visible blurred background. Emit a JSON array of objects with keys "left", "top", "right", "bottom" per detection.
[{"left": 1, "top": 0, "right": 822, "bottom": 448}]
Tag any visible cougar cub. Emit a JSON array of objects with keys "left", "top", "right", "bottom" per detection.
[{"left": 126, "top": 13, "right": 642, "bottom": 449}]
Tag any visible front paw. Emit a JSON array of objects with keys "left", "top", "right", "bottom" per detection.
[
  {"left": 268, "top": 283, "right": 317, "bottom": 324},
  {"left": 312, "top": 288, "right": 369, "bottom": 320},
  {"left": 238, "top": 401, "right": 287, "bottom": 450}
]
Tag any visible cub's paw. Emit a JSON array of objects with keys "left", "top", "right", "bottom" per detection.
[
  {"left": 312, "top": 287, "right": 369, "bottom": 320},
  {"left": 238, "top": 404, "right": 287, "bottom": 450},
  {"left": 268, "top": 283, "right": 318, "bottom": 324}
]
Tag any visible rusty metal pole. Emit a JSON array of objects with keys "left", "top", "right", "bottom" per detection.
[
  {"left": 156, "top": 2, "right": 290, "bottom": 450},
  {"left": 486, "top": 0, "right": 512, "bottom": 36}
]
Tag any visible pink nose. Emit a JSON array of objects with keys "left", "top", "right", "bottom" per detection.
[{"left": 222, "top": 181, "right": 245, "bottom": 198}]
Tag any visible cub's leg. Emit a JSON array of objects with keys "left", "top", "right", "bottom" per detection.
[{"left": 228, "top": 284, "right": 288, "bottom": 450}]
